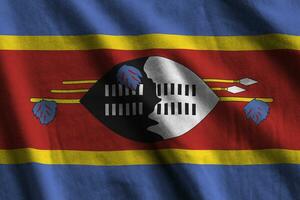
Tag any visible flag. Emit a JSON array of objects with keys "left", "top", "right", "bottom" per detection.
[{"left": 0, "top": 0, "right": 299, "bottom": 199}]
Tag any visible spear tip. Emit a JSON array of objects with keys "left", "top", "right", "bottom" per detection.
[
  {"left": 239, "top": 78, "right": 257, "bottom": 86},
  {"left": 227, "top": 86, "right": 246, "bottom": 94}
]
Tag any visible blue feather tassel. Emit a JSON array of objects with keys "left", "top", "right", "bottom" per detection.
[
  {"left": 33, "top": 100, "right": 57, "bottom": 125},
  {"left": 244, "top": 99, "right": 270, "bottom": 125},
  {"left": 117, "top": 65, "right": 143, "bottom": 90}
]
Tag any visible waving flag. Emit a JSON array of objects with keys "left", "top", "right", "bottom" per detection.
[{"left": 0, "top": 0, "right": 299, "bottom": 199}]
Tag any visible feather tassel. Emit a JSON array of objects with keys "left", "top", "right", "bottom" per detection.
[{"left": 244, "top": 99, "right": 270, "bottom": 125}]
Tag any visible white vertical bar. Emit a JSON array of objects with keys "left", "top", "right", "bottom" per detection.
[
  {"left": 161, "top": 84, "right": 164, "bottom": 96},
  {"left": 138, "top": 102, "right": 143, "bottom": 115},
  {"left": 118, "top": 104, "right": 123, "bottom": 116},
  {"left": 131, "top": 90, "right": 136, "bottom": 95},
  {"left": 189, "top": 103, "right": 193, "bottom": 115},
  {"left": 118, "top": 84, "right": 123, "bottom": 96},
  {"left": 125, "top": 103, "right": 130, "bottom": 116},
  {"left": 111, "top": 104, "right": 116, "bottom": 116},
  {"left": 105, "top": 104, "right": 109, "bottom": 116},
  {"left": 139, "top": 84, "right": 144, "bottom": 95},
  {"left": 111, "top": 84, "right": 116, "bottom": 96},
  {"left": 105, "top": 84, "right": 109, "bottom": 96},
  {"left": 132, "top": 102, "right": 137, "bottom": 115},
  {"left": 125, "top": 87, "right": 130, "bottom": 96}
]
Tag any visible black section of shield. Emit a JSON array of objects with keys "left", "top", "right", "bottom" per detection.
[{"left": 80, "top": 57, "right": 163, "bottom": 142}]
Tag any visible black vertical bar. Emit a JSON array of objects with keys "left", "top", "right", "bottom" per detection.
[
  {"left": 178, "top": 102, "right": 182, "bottom": 114},
  {"left": 185, "top": 103, "right": 189, "bottom": 115},
  {"left": 192, "top": 104, "right": 196, "bottom": 115},
  {"left": 192, "top": 85, "right": 196, "bottom": 96},
  {"left": 164, "top": 103, "right": 168, "bottom": 115},
  {"left": 157, "top": 104, "right": 161, "bottom": 114},
  {"left": 128, "top": 103, "right": 131, "bottom": 116},
  {"left": 118, "top": 84, "right": 122, "bottom": 96},
  {"left": 137, "top": 84, "right": 140, "bottom": 96},
  {"left": 164, "top": 83, "right": 168, "bottom": 95},
  {"left": 157, "top": 84, "right": 161, "bottom": 96},
  {"left": 116, "top": 103, "right": 119, "bottom": 116},
  {"left": 178, "top": 84, "right": 182, "bottom": 95},
  {"left": 171, "top": 102, "right": 175, "bottom": 115},
  {"left": 170, "top": 83, "right": 175, "bottom": 95},
  {"left": 123, "top": 85, "right": 126, "bottom": 96},
  {"left": 185, "top": 85, "right": 189, "bottom": 96}
]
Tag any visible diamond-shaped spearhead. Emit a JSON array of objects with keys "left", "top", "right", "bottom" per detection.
[
  {"left": 239, "top": 78, "right": 257, "bottom": 86},
  {"left": 227, "top": 86, "right": 246, "bottom": 94}
]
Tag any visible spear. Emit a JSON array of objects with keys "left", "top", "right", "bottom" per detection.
[
  {"left": 61, "top": 78, "right": 258, "bottom": 86},
  {"left": 51, "top": 85, "right": 246, "bottom": 94},
  {"left": 30, "top": 97, "right": 273, "bottom": 104},
  {"left": 203, "top": 78, "right": 257, "bottom": 86},
  {"left": 211, "top": 86, "right": 245, "bottom": 94}
]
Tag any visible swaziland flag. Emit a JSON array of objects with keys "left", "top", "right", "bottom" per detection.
[{"left": 0, "top": 0, "right": 299, "bottom": 199}]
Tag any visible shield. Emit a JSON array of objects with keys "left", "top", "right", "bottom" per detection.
[{"left": 80, "top": 56, "right": 218, "bottom": 142}]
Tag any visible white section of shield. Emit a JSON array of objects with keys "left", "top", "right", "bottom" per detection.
[{"left": 144, "top": 56, "right": 219, "bottom": 139}]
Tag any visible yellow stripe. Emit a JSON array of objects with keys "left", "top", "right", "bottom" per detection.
[
  {"left": 1, "top": 33, "right": 300, "bottom": 50},
  {"left": 63, "top": 80, "right": 97, "bottom": 84},
  {"left": 219, "top": 97, "right": 274, "bottom": 103},
  {"left": 30, "top": 97, "right": 273, "bottom": 104},
  {"left": 0, "top": 148, "right": 299, "bottom": 166},
  {"left": 51, "top": 87, "right": 228, "bottom": 94},
  {"left": 51, "top": 89, "right": 89, "bottom": 93},
  {"left": 203, "top": 79, "right": 239, "bottom": 83},
  {"left": 30, "top": 98, "right": 80, "bottom": 104},
  {"left": 211, "top": 87, "right": 227, "bottom": 91},
  {"left": 63, "top": 79, "right": 241, "bottom": 85}
]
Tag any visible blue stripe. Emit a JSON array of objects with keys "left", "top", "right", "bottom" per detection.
[
  {"left": 0, "top": 0, "right": 300, "bottom": 36},
  {"left": 0, "top": 164, "right": 299, "bottom": 200}
]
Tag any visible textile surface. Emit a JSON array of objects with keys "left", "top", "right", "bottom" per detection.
[{"left": 0, "top": 1, "right": 299, "bottom": 199}]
